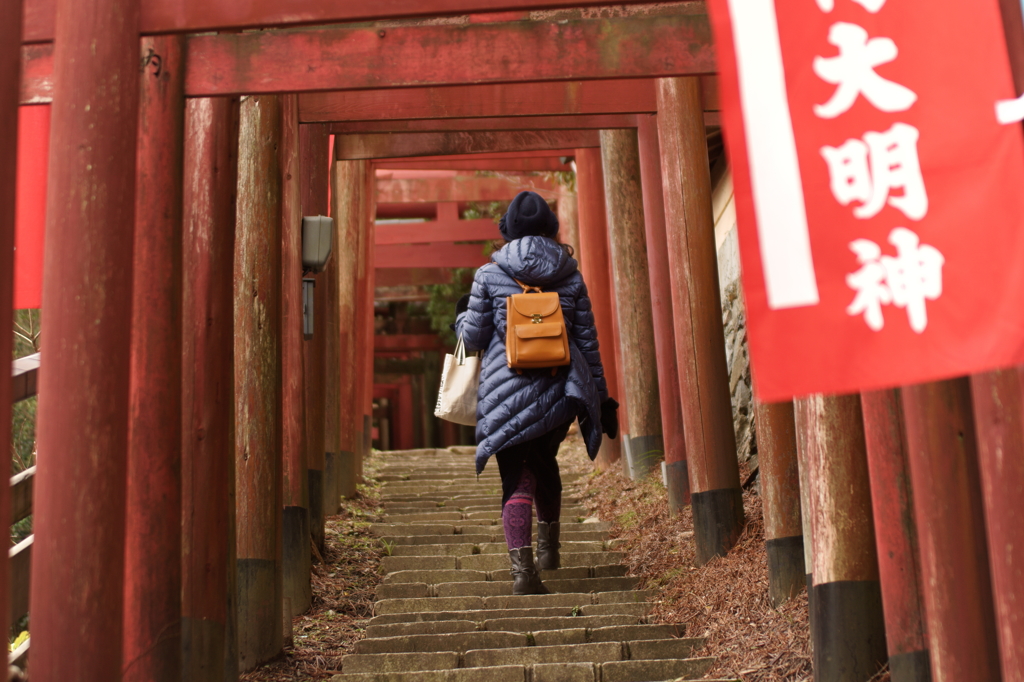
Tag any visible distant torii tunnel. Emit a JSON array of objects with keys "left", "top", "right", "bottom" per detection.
[{"left": 2, "top": 1, "right": 1023, "bottom": 682}]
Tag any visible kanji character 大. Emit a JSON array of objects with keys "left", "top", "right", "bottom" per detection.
[
  {"left": 815, "top": 0, "right": 888, "bottom": 13},
  {"left": 821, "top": 122, "right": 928, "bottom": 220},
  {"left": 813, "top": 22, "right": 918, "bottom": 119},
  {"left": 845, "top": 227, "right": 944, "bottom": 333}
]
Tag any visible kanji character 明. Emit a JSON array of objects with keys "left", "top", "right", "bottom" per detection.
[
  {"left": 845, "top": 227, "right": 944, "bottom": 333},
  {"left": 821, "top": 122, "right": 928, "bottom": 220},
  {"left": 815, "top": 0, "right": 887, "bottom": 13},
  {"left": 814, "top": 22, "right": 918, "bottom": 119}
]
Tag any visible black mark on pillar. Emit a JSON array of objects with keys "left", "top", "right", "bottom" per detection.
[{"left": 140, "top": 48, "right": 163, "bottom": 77}]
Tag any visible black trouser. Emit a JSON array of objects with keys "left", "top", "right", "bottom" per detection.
[{"left": 495, "top": 420, "right": 573, "bottom": 522}]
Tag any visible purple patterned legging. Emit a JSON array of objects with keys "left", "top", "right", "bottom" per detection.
[{"left": 502, "top": 468, "right": 561, "bottom": 550}]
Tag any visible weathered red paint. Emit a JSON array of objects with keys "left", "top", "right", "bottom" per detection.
[
  {"left": 374, "top": 335, "right": 447, "bottom": 352},
  {"left": 280, "top": 94, "right": 312, "bottom": 617},
  {"left": 181, "top": 95, "right": 239, "bottom": 682},
  {"left": 0, "top": 0, "right": 20, "bottom": 652},
  {"left": 977, "top": 8, "right": 1024, "bottom": 678},
  {"left": 124, "top": 34, "right": 185, "bottom": 682},
  {"left": 300, "top": 122, "right": 330, "bottom": 553},
  {"left": 753, "top": 396, "right": 804, "bottom": 606},
  {"left": 333, "top": 159, "right": 370, "bottom": 490},
  {"left": 19, "top": 43, "right": 52, "bottom": 104},
  {"left": 23, "top": 0, "right": 670, "bottom": 43},
  {"left": 376, "top": 157, "right": 573, "bottom": 172},
  {"left": 184, "top": 9, "right": 714, "bottom": 97},
  {"left": 29, "top": 0, "right": 140, "bottom": 677},
  {"left": 902, "top": 379, "right": 1002, "bottom": 682},
  {"left": 375, "top": 268, "right": 458, "bottom": 288},
  {"left": 860, "top": 388, "right": 930, "bottom": 675},
  {"left": 331, "top": 114, "right": 638, "bottom": 134},
  {"left": 361, "top": 164, "right": 379, "bottom": 475},
  {"left": 376, "top": 243, "right": 491, "bottom": 269},
  {"left": 376, "top": 217, "right": 500, "bottom": 245},
  {"left": 14, "top": 105, "right": 49, "bottom": 309},
  {"left": 336, "top": 131, "right": 600, "bottom": 161},
  {"left": 234, "top": 94, "right": 284, "bottom": 671},
  {"left": 656, "top": 76, "right": 742, "bottom": 563},
  {"left": 636, "top": 115, "right": 688, "bottom": 507},
  {"left": 376, "top": 175, "right": 558, "bottom": 204},
  {"left": 802, "top": 394, "right": 887, "bottom": 680},
  {"left": 575, "top": 147, "right": 623, "bottom": 469},
  {"left": 600, "top": 128, "right": 664, "bottom": 479},
  {"left": 969, "top": 369, "right": 1024, "bottom": 681}
]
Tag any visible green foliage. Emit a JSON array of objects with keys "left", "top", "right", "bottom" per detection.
[
  {"left": 11, "top": 310, "right": 39, "bottom": 477},
  {"left": 546, "top": 170, "right": 577, "bottom": 193},
  {"left": 426, "top": 268, "right": 476, "bottom": 347}
]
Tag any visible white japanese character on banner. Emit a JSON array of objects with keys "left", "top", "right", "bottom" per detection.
[
  {"left": 821, "top": 122, "right": 928, "bottom": 220},
  {"left": 846, "top": 227, "right": 944, "bottom": 333},
  {"left": 814, "top": 22, "right": 918, "bottom": 118},
  {"left": 815, "top": 0, "right": 888, "bottom": 13}
]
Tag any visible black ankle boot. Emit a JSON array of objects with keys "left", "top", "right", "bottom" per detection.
[
  {"left": 537, "top": 521, "right": 561, "bottom": 571},
  {"left": 508, "top": 547, "right": 549, "bottom": 595}
]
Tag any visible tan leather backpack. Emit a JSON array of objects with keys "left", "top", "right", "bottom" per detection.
[{"left": 505, "top": 280, "right": 571, "bottom": 372}]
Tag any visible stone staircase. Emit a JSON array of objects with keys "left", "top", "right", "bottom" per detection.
[{"left": 330, "top": 447, "right": 731, "bottom": 682}]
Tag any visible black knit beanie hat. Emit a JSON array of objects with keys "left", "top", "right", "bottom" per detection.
[{"left": 499, "top": 191, "right": 559, "bottom": 241}]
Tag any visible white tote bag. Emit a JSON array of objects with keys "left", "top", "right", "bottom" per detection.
[{"left": 434, "top": 335, "right": 481, "bottom": 426}]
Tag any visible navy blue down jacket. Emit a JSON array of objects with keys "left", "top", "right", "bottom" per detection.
[{"left": 456, "top": 235, "right": 609, "bottom": 473}]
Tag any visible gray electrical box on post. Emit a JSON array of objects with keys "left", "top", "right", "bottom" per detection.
[
  {"left": 302, "top": 216, "right": 333, "bottom": 339},
  {"left": 302, "top": 215, "right": 333, "bottom": 273}
]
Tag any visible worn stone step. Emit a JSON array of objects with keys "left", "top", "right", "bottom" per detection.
[
  {"left": 433, "top": 576, "right": 639, "bottom": 597},
  {"left": 380, "top": 556, "right": 457, "bottom": 573},
  {"left": 371, "top": 524, "right": 456, "bottom": 537},
  {"left": 369, "top": 606, "right": 589, "bottom": 626},
  {"left": 483, "top": 615, "right": 638, "bottom": 632},
  {"left": 322, "top": 661, "right": 490, "bottom": 682},
  {"left": 353, "top": 630, "right": 528, "bottom": 655},
  {"left": 477, "top": 541, "right": 604, "bottom": 554},
  {"left": 378, "top": 526, "right": 609, "bottom": 544},
  {"left": 375, "top": 583, "right": 430, "bottom": 600},
  {"left": 385, "top": 512, "right": 466, "bottom": 523},
  {"left": 589, "top": 624, "right": 680, "bottom": 642},
  {"left": 340, "top": 651, "right": 460, "bottom": 675},
  {"left": 600, "top": 657, "right": 716, "bottom": 682},
  {"left": 464, "top": 642, "right": 623, "bottom": 668},
  {"left": 389, "top": 543, "right": 478, "bottom": 557},
  {"left": 627, "top": 637, "right": 705, "bottom": 660},
  {"left": 373, "top": 594, "right": 649, "bottom": 618},
  {"left": 458, "top": 552, "right": 623, "bottom": 572},
  {"left": 383, "top": 570, "right": 488, "bottom": 585},
  {"left": 363, "top": 619, "right": 478, "bottom": 639}
]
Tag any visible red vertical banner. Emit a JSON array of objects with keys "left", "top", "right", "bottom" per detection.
[
  {"left": 15, "top": 105, "right": 49, "bottom": 310},
  {"left": 708, "top": 0, "right": 1024, "bottom": 401}
]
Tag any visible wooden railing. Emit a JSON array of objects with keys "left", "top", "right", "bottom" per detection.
[{"left": 9, "top": 353, "right": 38, "bottom": 669}]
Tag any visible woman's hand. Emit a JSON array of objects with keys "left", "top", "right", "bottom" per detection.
[{"left": 600, "top": 398, "right": 619, "bottom": 439}]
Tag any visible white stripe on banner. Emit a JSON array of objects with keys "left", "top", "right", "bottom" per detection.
[{"left": 726, "top": 0, "right": 820, "bottom": 309}]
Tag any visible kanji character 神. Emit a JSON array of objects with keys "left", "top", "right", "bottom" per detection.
[
  {"left": 814, "top": 22, "right": 917, "bottom": 119},
  {"left": 821, "top": 122, "right": 928, "bottom": 220},
  {"left": 815, "top": 0, "right": 887, "bottom": 13},
  {"left": 846, "top": 227, "right": 944, "bottom": 333}
]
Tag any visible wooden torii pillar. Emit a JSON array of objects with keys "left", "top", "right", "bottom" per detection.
[
  {"left": 30, "top": 0, "right": 140, "bottom": 677},
  {"left": 300, "top": 123, "right": 331, "bottom": 554},
  {"left": 234, "top": 94, "right": 284, "bottom": 671},
  {"left": 0, "top": 0, "right": 18, "bottom": 651},
  {"left": 332, "top": 158, "right": 371, "bottom": 499},
  {"left": 600, "top": 128, "right": 664, "bottom": 479},
  {"left": 181, "top": 95, "right": 240, "bottom": 682},
  {"left": 656, "top": 76, "right": 743, "bottom": 564},
  {"left": 124, "top": 34, "right": 186, "bottom": 682}
]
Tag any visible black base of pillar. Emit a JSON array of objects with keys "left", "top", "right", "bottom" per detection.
[
  {"left": 181, "top": 616, "right": 226, "bottom": 682},
  {"left": 665, "top": 459, "right": 690, "bottom": 515},
  {"left": 806, "top": 574, "right": 816, "bottom": 658},
  {"left": 691, "top": 486, "right": 744, "bottom": 565},
  {"left": 623, "top": 433, "right": 664, "bottom": 480},
  {"left": 811, "top": 580, "right": 887, "bottom": 682},
  {"left": 339, "top": 449, "right": 358, "bottom": 499},
  {"left": 766, "top": 535, "right": 805, "bottom": 607},
  {"left": 236, "top": 558, "right": 280, "bottom": 672},
  {"left": 308, "top": 468, "right": 325, "bottom": 554},
  {"left": 889, "top": 649, "right": 932, "bottom": 682},
  {"left": 324, "top": 452, "right": 339, "bottom": 516},
  {"left": 282, "top": 505, "right": 312, "bottom": 615}
]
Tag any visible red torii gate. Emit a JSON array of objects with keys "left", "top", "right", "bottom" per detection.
[{"left": 5, "top": 1, "right": 1024, "bottom": 682}]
